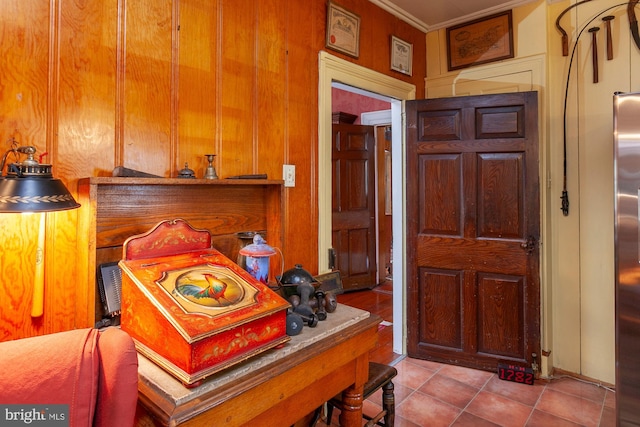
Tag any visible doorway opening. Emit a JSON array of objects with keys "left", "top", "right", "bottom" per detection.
[
  {"left": 318, "top": 51, "right": 416, "bottom": 355},
  {"left": 332, "top": 82, "right": 390, "bottom": 290}
]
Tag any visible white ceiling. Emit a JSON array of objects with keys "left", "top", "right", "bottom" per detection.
[{"left": 369, "top": 0, "right": 541, "bottom": 32}]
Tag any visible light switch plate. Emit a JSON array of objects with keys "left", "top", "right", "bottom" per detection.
[{"left": 283, "top": 164, "right": 295, "bottom": 187}]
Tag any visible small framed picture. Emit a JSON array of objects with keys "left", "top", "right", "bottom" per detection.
[
  {"left": 391, "top": 35, "right": 413, "bottom": 75},
  {"left": 326, "top": 2, "right": 361, "bottom": 58}
]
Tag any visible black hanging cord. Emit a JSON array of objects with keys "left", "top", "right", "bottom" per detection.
[{"left": 560, "top": 3, "right": 627, "bottom": 216}]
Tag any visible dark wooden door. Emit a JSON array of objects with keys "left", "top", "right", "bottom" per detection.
[
  {"left": 376, "top": 126, "right": 392, "bottom": 279},
  {"left": 332, "top": 124, "right": 377, "bottom": 291},
  {"left": 405, "top": 92, "right": 541, "bottom": 372}
]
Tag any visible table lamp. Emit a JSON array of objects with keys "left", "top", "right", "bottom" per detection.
[{"left": 0, "top": 142, "right": 80, "bottom": 317}]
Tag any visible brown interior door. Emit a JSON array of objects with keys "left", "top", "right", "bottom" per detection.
[
  {"left": 405, "top": 92, "right": 541, "bottom": 372},
  {"left": 332, "top": 123, "right": 377, "bottom": 291},
  {"left": 376, "top": 126, "right": 392, "bottom": 279}
]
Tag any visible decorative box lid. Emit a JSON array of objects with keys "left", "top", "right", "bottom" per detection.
[{"left": 119, "top": 248, "right": 290, "bottom": 344}]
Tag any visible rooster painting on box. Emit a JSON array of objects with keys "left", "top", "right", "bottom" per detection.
[
  {"left": 169, "top": 267, "right": 253, "bottom": 309},
  {"left": 118, "top": 219, "right": 290, "bottom": 386}
]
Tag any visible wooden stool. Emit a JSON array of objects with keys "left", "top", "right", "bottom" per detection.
[{"left": 325, "top": 362, "right": 397, "bottom": 426}]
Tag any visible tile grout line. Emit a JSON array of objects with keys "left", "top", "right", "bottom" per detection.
[
  {"left": 450, "top": 372, "right": 503, "bottom": 426},
  {"left": 532, "top": 385, "right": 604, "bottom": 427}
]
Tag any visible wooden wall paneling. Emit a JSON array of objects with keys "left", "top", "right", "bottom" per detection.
[
  {"left": 1, "top": 1, "right": 53, "bottom": 338},
  {"left": 123, "top": 0, "right": 173, "bottom": 177},
  {"left": 256, "top": 0, "right": 286, "bottom": 180},
  {"left": 395, "top": 25, "right": 425, "bottom": 93},
  {"left": 0, "top": 0, "right": 49, "bottom": 149},
  {"left": 1, "top": 0, "right": 427, "bottom": 340},
  {"left": 354, "top": 0, "right": 373, "bottom": 67},
  {"left": 55, "top": 0, "right": 121, "bottom": 332},
  {"left": 57, "top": 0, "right": 119, "bottom": 179},
  {"left": 48, "top": 211, "right": 86, "bottom": 330},
  {"left": 368, "top": 6, "right": 394, "bottom": 75},
  {"left": 219, "top": 0, "right": 257, "bottom": 178},
  {"left": 279, "top": 0, "right": 320, "bottom": 272},
  {"left": 45, "top": 3, "right": 71, "bottom": 335},
  {"left": 0, "top": 215, "right": 43, "bottom": 339},
  {"left": 332, "top": 0, "right": 426, "bottom": 97},
  {"left": 177, "top": 0, "right": 219, "bottom": 179}
]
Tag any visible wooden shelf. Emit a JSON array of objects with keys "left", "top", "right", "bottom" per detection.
[
  {"left": 77, "top": 177, "right": 284, "bottom": 324},
  {"left": 80, "top": 177, "right": 284, "bottom": 186}
]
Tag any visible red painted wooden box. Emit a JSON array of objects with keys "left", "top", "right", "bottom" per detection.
[{"left": 118, "top": 219, "right": 290, "bottom": 385}]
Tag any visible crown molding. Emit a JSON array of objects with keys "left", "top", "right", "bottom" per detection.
[
  {"left": 369, "top": 0, "right": 540, "bottom": 33},
  {"left": 368, "top": 0, "right": 429, "bottom": 33}
]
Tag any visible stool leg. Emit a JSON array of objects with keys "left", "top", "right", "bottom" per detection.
[
  {"left": 309, "top": 406, "right": 323, "bottom": 427},
  {"left": 381, "top": 381, "right": 395, "bottom": 427},
  {"left": 325, "top": 402, "right": 334, "bottom": 425}
]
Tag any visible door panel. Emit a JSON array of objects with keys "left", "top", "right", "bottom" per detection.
[
  {"left": 332, "top": 124, "right": 377, "bottom": 291},
  {"left": 418, "top": 153, "right": 462, "bottom": 236},
  {"left": 477, "top": 153, "right": 524, "bottom": 239},
  {"left": 406, "top": 92, "right": 540, "bottom": 372},
  {"left": 477, "top": 273, "right": 525, "bottom": 358},
  {"left": 419, "top": 268, "right": 463, "bottom": 349}
]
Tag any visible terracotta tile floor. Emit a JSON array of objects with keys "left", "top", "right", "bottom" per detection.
[{"left": 330, "top": 284, "right": 616, "bottom": 427}]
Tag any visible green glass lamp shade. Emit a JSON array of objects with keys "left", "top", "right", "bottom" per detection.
[{"left": 0, "top": 163, "right": 80, "bottom": 213}]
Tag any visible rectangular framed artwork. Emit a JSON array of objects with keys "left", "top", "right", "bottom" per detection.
[
  {"left": 446, "top": 10, "right": 514, "bottom": 71},
  {"left": 326, "top": 2, "right": 361, "bottom": 58},
  {"left": 390, "top": 35, "right": 413, "bottom": 75}
]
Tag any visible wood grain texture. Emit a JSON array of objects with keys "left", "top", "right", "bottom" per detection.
[
  {"left": 124, "top": 0, "right": 173, "bottom": 176},
  {"left": 281, "top": 0, "right": 320, "bottom": 272},
  {"left": 406, "top": 93, "right": 540, "bottom": 372},
  {"left": 133, "top": 312, "right": 380, "bottom": 427},
  {"left": 418, "top": 268, "right": 462, "bottom": 349},
  {"left": 57, "top": 0, "right": 118, "bottom": 179},
  {"left": 177, "top": 0, "right": 218, "bottom": 179},
  {"left": 256, "top": 0, "right": 286, "bottom": 179},
  {"left": 78, "top": 177, "right": 284, "bottom": 323},
  {"left": 332, "top": 124, "right": 377, "bottom": 290},
  {"left": 0, "top": 1, "right": 49, "bottom": 149},
  {"left": 0, "top": 0, "right": 426, "bottom": 340},
  {"left": 219, "top": 0, "right": 256, "bottom": 178},
  {"left": 0, "top": 215, "right": 43, "bottom": 339}
]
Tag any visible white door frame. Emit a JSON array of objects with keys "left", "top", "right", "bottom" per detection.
[
  {"left": 361, "top": 109, "right": 392, "bottom": 126},
  {"left": 318, "top": 51, "right": 415, "bottom": 354},
  {"left": 361, "top": 108, "right": 392, "bottom": 286}
]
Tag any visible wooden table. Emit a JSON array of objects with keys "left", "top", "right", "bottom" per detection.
[{"left": 134, "top": 305, "right": 380, "bottom": 427}]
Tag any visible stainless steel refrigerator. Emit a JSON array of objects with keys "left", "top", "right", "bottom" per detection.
[{"left": 614, "top": 91, "right": 640, "bottom": 426}]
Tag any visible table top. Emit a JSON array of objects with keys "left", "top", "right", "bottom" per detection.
[{"left": 136, "top": 304, "right": 376, "bottom": 424}]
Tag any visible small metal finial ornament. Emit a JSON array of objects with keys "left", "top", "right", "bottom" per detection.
[
  {"left": 178, "top": 162, "right": 196, "bottom": 179},
  {"left": 204, "top": 154, "right": 218, "bottom": 180}
]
